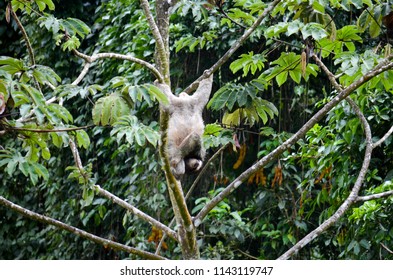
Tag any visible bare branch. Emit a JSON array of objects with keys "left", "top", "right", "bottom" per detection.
[
  {"left": 194, "top": 52, "right": 393, "bottom": 226},
  {"left": 9, "top": 4, "right": 35, "bottom": 65},
  {"left": 183, "top": 0, "right": 281, "bottom": 93},
  {"left": 0, "top": 196, "right": 166, "bottom": 260},
  {"left": 72, "top": 49, "right": 164, "bottom": 84},
  {"left": 140, "top": 0, "right": 170, "bottom": 83},
  {"left": 355, "top": 190, "right": 393, "bottom": 202},
  {"left": 187, "top": 143, "right": 230, "bottom": 200},
  {"left": 312, "top": 53, "right": 342, "bottom": 91},
  {"left": 69, "top": 139, "right": 84, "bottom": 172},
  {"left": 278, "top": 97, "right": 373, "bottom": 260},
  {"left": 68, "top": 139, "right": 178, "bottom": 242},
  {"left": 94, "top": 185, "right": 178, "bottom": 242},
  {"left": 380, "top": 242, "right": 393, "bottom": 254},
  {"left": 72, "top": 62, "right": 91, "bottom": 86},
  {"left": 373, "top": 125, "right": 393, "bottom": 148}
]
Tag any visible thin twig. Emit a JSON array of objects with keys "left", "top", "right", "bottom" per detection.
[
  {"left": 312, "top": 53, "right": 342, "bottom": 91},
  {"left": 187, "top": 143, "right": 230, "bottom": 200},
  {"left": 380, "top": 242, "right": 393, "bottom": 254},
  {"left": 9, "top": 4, "right": 35, "bottom": 65}
]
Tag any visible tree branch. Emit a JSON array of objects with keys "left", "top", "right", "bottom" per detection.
[
  {"left": 278, "top": 97, "right": 373, "bottom": 259},
  {"left": 72, "top": 49, "right": 164, "bottom": 84},
  {"left": 72, "top": 62, "right": 91, "bottom": 86},
  {"left": 183, "top": 0, "right": 281, "bottom": 94},
  {"left": 94, "top": 184, "right": 178, "bottom": 242},
  {"left": 0, "top": 196, "right": 166, "bottom": 260},
  {"left": 373, "top": 125, "right": 393, "bottom": 148},
  {"left": 9, "top": 3, "right": 35, "bottom": 66},
  {"left": 187, "top": 143, "right": 229, "bottom": 200},
  {"left": 69, "top": 139, "right": 178, "bottom": 243},
  {"left": 355, "top": 190, "right": 393, "bottom": 202},
  {"left": 155, "top": 143, "right": 229, "bottom": 255},
  {"left": 194, "top": 51, "right": 393, "bottom": 229},
  {"left": 140, "top": 0, "right": 170, "bottom": 83},
  {"left": 312, "top": 53, "right": 342, "bottom": 91},
  {"left": 380, "top": 242, "right": 393, "bottom": 254}
]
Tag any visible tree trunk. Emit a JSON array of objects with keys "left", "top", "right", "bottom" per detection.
[{"left": 153, "top": 0, "right": 199, "bottom": 259}]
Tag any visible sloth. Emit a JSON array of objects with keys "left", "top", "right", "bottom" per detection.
[{"left": 156, "top": 75, "right": 213, "bottom": 179}]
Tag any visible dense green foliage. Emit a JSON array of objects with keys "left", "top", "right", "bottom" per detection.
[{"left": 1, "top": 0, "right": 393, "bottom": 259}]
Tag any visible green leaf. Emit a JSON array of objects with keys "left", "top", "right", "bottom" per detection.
[
  {"left": 60, "top": 18, "right": 90, "bottom": 39},
  {"left": 33, "top": 65, "right": 61, "bottom": 86},
  {"left": 265, "top": 22, "right": 289, "bottom": 38},
  {"left": 142, "top": 128, "right": 159, "bottom": 148},
  {"left": 38, "top": 14, "right": 59, "bottom": 34},
  {"left": 50, "top": 132, "right": 64, "bottom": 148},
  {"left": 207, "top": 84, "right": 239, "bottom": 111},
  {"left": 301, "top": 23, "right": 328, "bottom": 40},
  {"left": 47, "top": 104, "right": 73, "bottom": 124},
  {"left": 0, "top": 56, "right": 26, "bottom": 75},
  {"left": 35, "top": 0, "right": 55, "bottom": 11},
  {"left": 204, "top": 123, "right": 223, "bottom": 136},
  {"left": 33, "top": 162, "right": 49, "bottom": 181},
  {"left": 61, "top": 35, "right": 81, "bottom": 51},
  {"left": 230, "top": 211, "right": 242, "bottom": 222},
  {"left": 338, "top": 25, "right": 362, "bottom": 42},
  {"left": 369, "top": 18, "right": 381, "bottom": 38},
  {"left": 142, "top": 84, "right": 169, "bottom": 105},
  {"left": 20, "top": 84, "right": 46, "bottom": 106},
  {"left": 76, "top": 130, "right": 91, "bottom": 149},
  {"left": 312, "top": 1, "right": 325, "bottom": 14},
  {"left": 7, "top": 158, "right": 18, "bottom": 176},
  {"left": 111, "top": 115, "right": 159, "bottom": 147},
  {"left": 18, "top": 160, "right": 29, "bottom": 177},
  {"left": 92, "top": 93, "right": 131, "bottom": 126},
  {"left": 287, "top": 20, "right": 304, "bottom": 36},
  {"left": 12, "top": 91, "right": 30, "bottom": 107},
  {"left": 252, "top": 98, "right": 277, "bottom": 125},
  {"left": 289, "top": 69, "right": 302, "bottom": 84},
  {"left": 276, "top": 71, "right": 288, "bottom": 86},
  {"left": 230, "top": 52, "right": 266, "bottom": 77}
]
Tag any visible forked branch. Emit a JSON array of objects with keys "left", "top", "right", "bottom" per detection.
[
  {"left": 72, "top": 49, "right": 164, "bottom": 85},
  {"left": 278, "top": 97, "right": 373, "bottom": 260},
  {"left": 194, "top": 48, "right": 393, "bottom": 233},
  {"left": 69, "top": 139, "right": 178, "bottom": 243}
]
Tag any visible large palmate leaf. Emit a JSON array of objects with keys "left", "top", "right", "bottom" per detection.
[
  {"left": 110, "top": 77, "right": 169, "bottom": 106},
  {"left": 111, "top": 115, "right": 159, "bottom": 147},
  {"left": 92, "top": 93, "right": 131, "bottom": 126}
]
